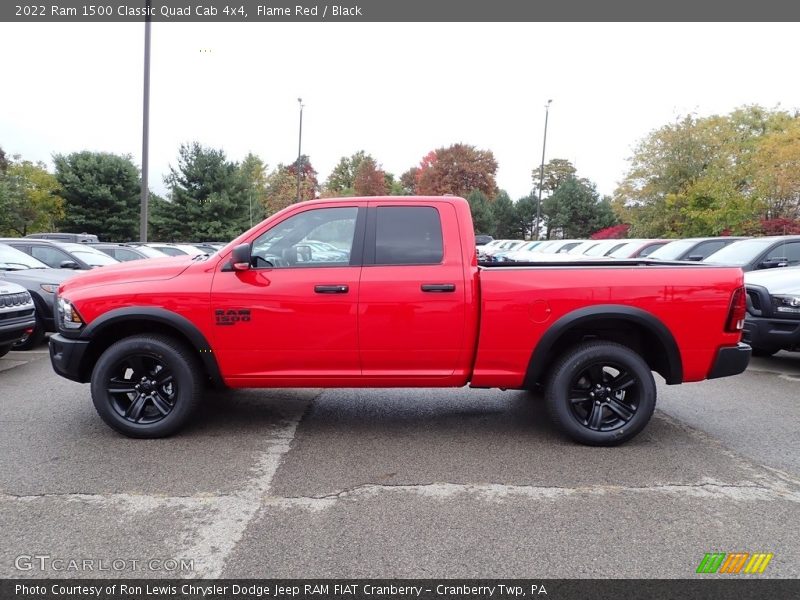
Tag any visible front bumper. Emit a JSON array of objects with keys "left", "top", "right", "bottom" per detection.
[
  {"left": 742, "top": 315, "right": 800, "bottom": 353},
  {"left": 48, "top": 333, "right": 90, "bottom": 383},
  {"left": 0, "top": 310, "right": 36, "bottom": 345},
  {"left": 708, "top": 343, "right": 752, "bottom": 379}
]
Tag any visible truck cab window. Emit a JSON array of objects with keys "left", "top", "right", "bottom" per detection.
[
  {"left": 374, "top": 206, "right": 443, "bottom": 265},
  {"left": 251, "top": 207, "right": 357, "bottom": 268}
]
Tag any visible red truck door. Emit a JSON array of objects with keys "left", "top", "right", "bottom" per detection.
[
  {"left": 210, "top": 205, "right": 365, "bottom": 382},
  {"left": 358, "top": 202, "right": 467, "bottom": 379}
]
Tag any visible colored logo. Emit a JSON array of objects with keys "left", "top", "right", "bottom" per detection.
[{"left": 696, "top": 552, "right": 773, "bottom": 574}]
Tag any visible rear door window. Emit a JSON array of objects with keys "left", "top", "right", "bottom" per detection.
[{"left": 372, "top": 206, "right": 444, "bottom": 265}]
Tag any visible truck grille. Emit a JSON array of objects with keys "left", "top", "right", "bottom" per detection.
[
  {"left": 0, "top": 308, "right": 35, "bottom": 322},
  {"left": 0, "top": 291, "right": 32, "bottom": 308}
]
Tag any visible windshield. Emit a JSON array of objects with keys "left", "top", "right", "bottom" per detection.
[
  {"left": 0, "top": 244, "right": 49, "bottom": 269},
  {"left": 648, "top": 239, "right": 697, "bottom": 260},
  {"left": 135, "top": 246, "right": 168, "bottom": 258},
  {"left": 584, "top": 241, "right": 618, "bottom": 256},
  {"left": 71, "top": 250, "right": 119, "bottom": 266},
  {"left": 608, "top": 241, "right": 643, "bottom": 258},
  {"left": 703, "top": 239, "right": 776, "bottom": 265}
]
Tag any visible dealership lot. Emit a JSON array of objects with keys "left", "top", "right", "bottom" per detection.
[{"left": 1, "top": 347, "right": 798, "bottom": 578}]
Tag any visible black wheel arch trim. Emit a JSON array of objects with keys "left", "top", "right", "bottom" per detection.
[
  {"left": 523, "top": 304, "right": 683, "bottom": 388},
  {"left": 79, "top": 307, "right": 224, "bottom": 387}
]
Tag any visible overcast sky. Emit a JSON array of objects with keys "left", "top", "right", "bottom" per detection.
[{"left": 1, "top": 22, "right": 798, "bottom": 200}]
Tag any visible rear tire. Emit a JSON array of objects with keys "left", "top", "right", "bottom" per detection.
[
  {"left": 0, "top": 344, "right": 11, "bottom": 358},
  {"left": 545, "top": 341, "right": 656, "bottom": 446},
  {"left": 90, "top": 334, "right": 201, "bottom": 438}
]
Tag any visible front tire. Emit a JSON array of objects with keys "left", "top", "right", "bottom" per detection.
[
  {"left": 90, "top": 334, "right": 201, "bottom": 438},
  {"left": 545, "top": 341, "right": 656, "bottom": 446}
]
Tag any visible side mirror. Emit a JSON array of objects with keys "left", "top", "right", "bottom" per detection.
[
  {"left": 230, "top": 243, "right": 251, "bottom": 271},
  {"left": 759, "top": 257, "right": 788, "bottom": 269},
  {"left": 60, "top": 260, "right": 80, "bottom": 269},
  {"left": 685, "top": 255, "right": 704, "bottom": 262}
]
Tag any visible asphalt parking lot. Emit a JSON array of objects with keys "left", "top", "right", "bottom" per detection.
[{"left": 1, "top": 345, "right": 798, "bottom": 579}]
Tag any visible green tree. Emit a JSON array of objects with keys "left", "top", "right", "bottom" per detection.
[
  {"left": 467, "top": 190, "right": 495, "bottom": 234},
  {"left": 399, "top": 167, "right": 418, "bottom": 195},
  {"left": 546, "top": 177, "right": 617, "bottom": 239},
  {"left": 163, "top": 142, "right": 250, "bottom": 240},
  {"left": 491, "top": 191, "right": 521, "bottom": 238},
  {"left": 515, "top": 194, "right": 539, "bottom": 239},
  {"left": 0, "top": 158, "right": 65, "bottom": 236},
  {"left": 532, "top": 158, "right": 578, "bottom": 196},
  {"left": 414, "top": 144, "right": 498, "bottom": 199},
  {"left": 324, "top": 151, "right": 368, "bottom": 197},
  {"left": 54, "top": 151, "right": 140, "bottom": 241},
  {"left": 614, "top": 106, "right": 797, "bottom": 237},
  {"left": 262, "top": 156, "right": 319, "bottom": 217},
  {"left": 239, "top": 152, "right": 269, "bottom": 226}
]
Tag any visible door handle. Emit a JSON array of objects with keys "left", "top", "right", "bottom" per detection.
[
  {"left": 315, "top": 284, "right": 349, "bottom": 294},
  {"left": 421, "top": 283, "right": 456, "bottom": 293}
]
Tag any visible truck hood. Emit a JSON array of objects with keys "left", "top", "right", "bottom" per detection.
[
  {"left": 744, "top": 266, "right": 800, "bottom": 295},
  {"left": 59, "top": 256, "right": 195, "bottom": 294},
  {"left": 0, "top": 268, "right": 77, "bottom": 287}
]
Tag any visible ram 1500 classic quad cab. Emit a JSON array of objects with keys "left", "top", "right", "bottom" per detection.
[{"left": 49, "top": 196, "right": 751, "bottom": 445}]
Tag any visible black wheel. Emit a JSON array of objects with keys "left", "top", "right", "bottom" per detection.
[
  {"left": 751, "top": 347, "right": 777, "bottom": 357},
  {"left": 90, "top": 335, "right": 201, "bottom": 438},
  {"left": 12, "top": 317, "right": 45, "bottom": 350},
  {"left": 545, "top": 341, "right": 656, "bottom": 446},
  {"left": 0, "top": 344, "right": 11, "bottom": 359}
]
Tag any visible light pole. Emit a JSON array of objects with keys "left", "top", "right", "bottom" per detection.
[
  {"left": 296, "top": 98, "right": 304, "bottom": 203},
  {"left": 534, "top": 99, "right": 552, "bottom": 240},
  {"left": 139, "top": 0, "right": 152, "bottom": 242}
]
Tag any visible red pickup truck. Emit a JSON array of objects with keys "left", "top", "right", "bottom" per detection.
[{"left": 49, "top": 196, "right": 750, "bottom": 445}]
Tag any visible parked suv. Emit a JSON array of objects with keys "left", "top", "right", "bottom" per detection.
[
  {"left": 742, "top": 266, "right": 800, "bottom": 356},
  {"left": 0, "top": 281, "right": 36, "bottom": 358},
  {"left": 703, "top": 236, "right": 800, "bottom": 272},
  {"left": 647, "top": 237, "right": 746, "bottom": 261},
  {"left": 0, "top": 239, "right": 119, "bottom": 270},
  {"left": 0, "top": 244, "right": 77, "bottom": 349}
]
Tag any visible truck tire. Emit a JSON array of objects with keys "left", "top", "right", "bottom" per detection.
[
  {"left": 90, "top": 334, "right": 201, "bottom": 438},
  {"left": 545, "top": 341, "right": 656, "bottom": 446}
]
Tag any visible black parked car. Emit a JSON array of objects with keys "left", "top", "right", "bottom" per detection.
[
  {"left": 0, "top": 239, "right": 119, "bottom": 270},
  {"left": 647, "top": 237, "right": 746, "bottom": 261},
  {"left": 703, "top": 235, "right": 800, "bottom": 271}
]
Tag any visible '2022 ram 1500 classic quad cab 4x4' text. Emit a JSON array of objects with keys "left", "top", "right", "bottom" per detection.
[{"left": 48, "top": 196, "right": 751, "bottom": 445}]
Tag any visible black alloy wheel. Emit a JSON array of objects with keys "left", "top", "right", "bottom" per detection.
[
  {"left": 545, "top": 341, "right": 657, "bottom": 446},
  {"left": 90, "top": 335, "right": 201, "bottom": 438},
  {"left": 567, "top": 361, "right": 639, "bottom": 432},
  {"left": 106, "top": 353, "right": 177, "bottom": 424}
]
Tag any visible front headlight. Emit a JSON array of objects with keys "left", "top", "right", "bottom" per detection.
[
  {"left": 40, "top": 284, "right": 58, "bottom": 294},
  {"left": 773, "top": 295, "right": 800, "bottom": 315},
  {"left": 57, "top": 296, "right": 85, "bottom": 330}
]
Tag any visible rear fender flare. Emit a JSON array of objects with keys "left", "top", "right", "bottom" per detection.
[{"left": 523, "top": 304, "right": 683, "bottom": 387}]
